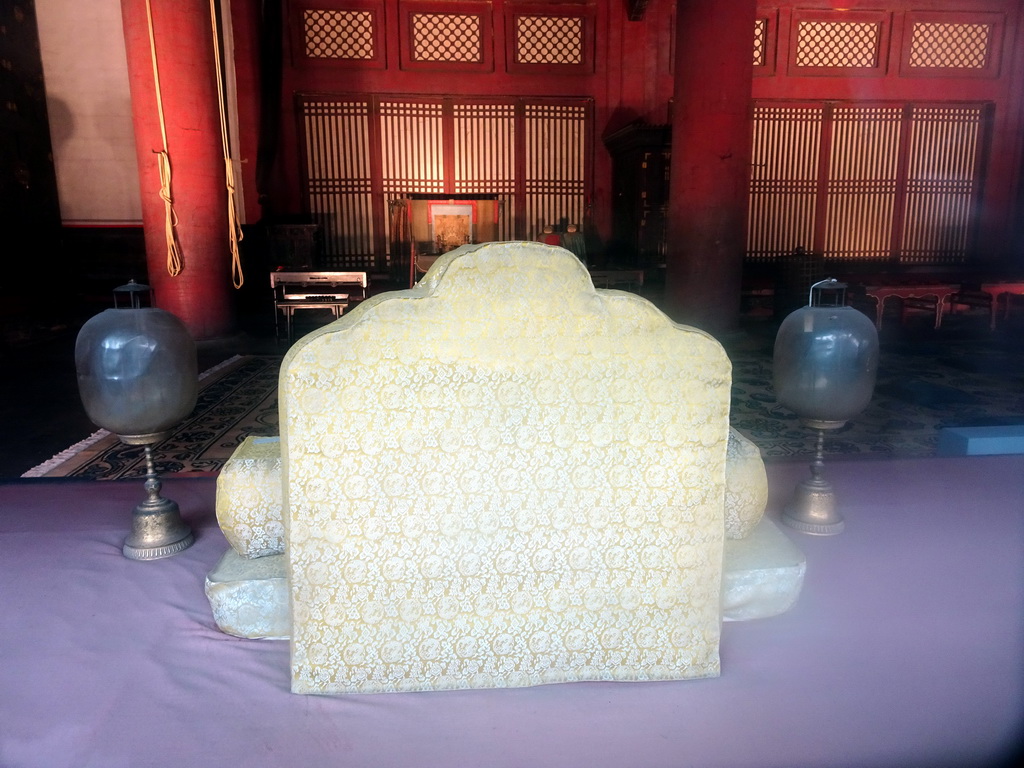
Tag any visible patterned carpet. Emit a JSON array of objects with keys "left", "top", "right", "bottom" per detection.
[
  {"left": 727, "top": 325, "right": 1024, "bottom": 461},
  {"left": 24, "top": 325, "right": 1024, "bottom": 478},
  {"left": 23, "top": 355, "right": 281, "bottom": 479}
]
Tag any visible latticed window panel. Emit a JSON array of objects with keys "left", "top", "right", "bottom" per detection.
[
  {"left": 299, "top": 95, "right": 592, "bottom": 262},
  {"left": 411, "top": 13, "right": 482, "bottom": 63},
  {"left": 754, "top": 18, "right": 767, "bottom": 67},
  {"left": 795, "top": 21, "right": 878, "bottom": 68},
  {"left": 304, "top": 10, "right": 375, "bottom": 60},
  {"left": 900, "top": 106, "right": 983, "bottom": 263},
  {"left": 454, "top": 104, "right": 517, "bottom": 240},
  {"left": 824, "top": 106, "right": 902, "bottom": 259},
  {"left": 747, "top": 105, "right": 822, "bottom": 261},
  {"left": 748, "top": 100, "right": 985, "bottom": 264},
  {"left": 379, "top": 101, "right": 446, "bottom": 195},
  {"left": 908, "top": 22, "right": 990, "bottom": 69},
  {"left": 516, "top": 15, "right": 583, "bottom": 65},
  {"left": 302, "top": 100, "right": 375, "bottom": 266},
  {"left": 380, "top": 101, "right": 445, "bottom": 246},
  {"left": 524, "top": 103, "right": 587, "bottom": 237}
]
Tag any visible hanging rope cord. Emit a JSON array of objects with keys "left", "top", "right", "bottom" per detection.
[
  {"left": 209, "top": 0, "right": 245, "bottom": 288},
  {"left": 144, "top": 0, "right": 183, "bottom": 276}
]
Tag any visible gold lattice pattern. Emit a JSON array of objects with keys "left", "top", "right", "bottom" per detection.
[
  {"left": 412, "top": 13, "right": 481, "bottom": 62},
  {"left": 909, "top": 22, "right": 990, "bottom": 68},
  {"left": 795, "top": 21, "right": 878, "bottom": 67},
  {"left": 754, "top": 18, "right": 766, "bottom": 66},
  {"left": 516, "top": 15, "right": 583, "bottom": 65},
  {"left": 304, "top": 10, "right": 374, "bottom": 59}
]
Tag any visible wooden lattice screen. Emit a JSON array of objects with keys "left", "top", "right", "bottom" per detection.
[
  {"left": 748, "top": 101, "right": 989, "bottom": 264},
  {"left": 302, "top": 99, "right": 375, "bottom": 259},
  {"left": 825, "top": 104, "right": 903, "bottom": 261},
  {"left": 379, "top": 99, "right": 446, "bottom": 258},
  {"left": 525, "top": 103, "right": 588, "bottom": 236},
  {"left": 748, "top": 103, "right": 822, "bottom": 261},
  {"left": 452, "top": 102, "right": 517, "bottom": 239},
  {"left": 299, "top": 95, "right": 592, "bottom": 269},
  {"left": 900, "top": 105, "right": 985, "bottom": 263}
]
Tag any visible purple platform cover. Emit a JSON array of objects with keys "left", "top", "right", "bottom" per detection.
[{"left": 2, "top": 456, "right": 1022, "bottom": 768}]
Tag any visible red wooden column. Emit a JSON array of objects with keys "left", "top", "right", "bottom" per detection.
[
  {"left": 120, "top": 0, "right": 233, "bottom": 340},
  {"left": 664, "top": 0, "right": 755, "bottom": 333}
]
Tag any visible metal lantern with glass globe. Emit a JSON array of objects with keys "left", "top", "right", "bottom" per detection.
[
  {"left": 75, "top": 280, "right": 198, "bottom": 559},
  {"left": 773, "top": 279, "right": 879, "bottom": 535}
]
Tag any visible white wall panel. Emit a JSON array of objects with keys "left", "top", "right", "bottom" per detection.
[{"left": 36, "top": 0, "right": 141, "bottom": 223}]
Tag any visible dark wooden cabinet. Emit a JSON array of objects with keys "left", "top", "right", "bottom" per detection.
[{"left": 604, "top": 122, "right": 671, "bottom": 270}]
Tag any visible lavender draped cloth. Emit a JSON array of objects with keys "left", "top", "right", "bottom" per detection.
[{"left": 2, "top": 456, "right": 1022, "bottom": 767}]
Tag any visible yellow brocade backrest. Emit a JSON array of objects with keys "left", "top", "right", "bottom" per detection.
[{"left": 280, "top": 242, "right": 732, "bottom": 694}]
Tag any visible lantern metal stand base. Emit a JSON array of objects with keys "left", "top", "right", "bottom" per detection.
[
  {"left": 782, "top": 429, "right": 845, "bottom": 535},
  {"left": 122, "top": 444, "right": 195, "bottom": 560}
]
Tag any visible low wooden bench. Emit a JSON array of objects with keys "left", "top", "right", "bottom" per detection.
[{"left": 846, "top": 281, "right": 958, "bottom": 330}]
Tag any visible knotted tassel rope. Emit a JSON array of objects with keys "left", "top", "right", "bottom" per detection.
[
  {"left": 210, "top": 0, "right": 245, "bottom": 288},
  {"left": 145, "top": 0, "right": 183, "bottom": 276}
]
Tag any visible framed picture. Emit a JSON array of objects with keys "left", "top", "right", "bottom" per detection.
[{"left": 428, "top": 202, "right": 476, "bottom": 253}]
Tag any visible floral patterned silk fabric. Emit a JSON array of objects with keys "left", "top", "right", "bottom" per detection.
[
  {"left": 206, "top": 431, "right": 778, "bottom": 640},
  {"left": 724, "top": 430, "right": 768, "bottom": 540},
  {"left": 215, "top": 436, "right": 284, "bottom": 558},
  {"left": 214, "top": 432, "right": 764, "bottom": 561},
  {"left": 280, "top": 243, "right": 733, "bottom": 694}
]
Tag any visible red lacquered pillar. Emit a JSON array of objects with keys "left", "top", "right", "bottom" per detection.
[
  {"left": 664, "top": 0, "right": 755, "bottom": 334},
  {"left": 120, "top": 0, "right": 233, "bottom": 340}
]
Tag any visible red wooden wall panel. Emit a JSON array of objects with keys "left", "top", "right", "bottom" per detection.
[
  {"left": 751, "top": 0, "right": 1024, "bottom": 264},
  {"left": 225, "top": 0, "right": 1024, "bottom": 267}
]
